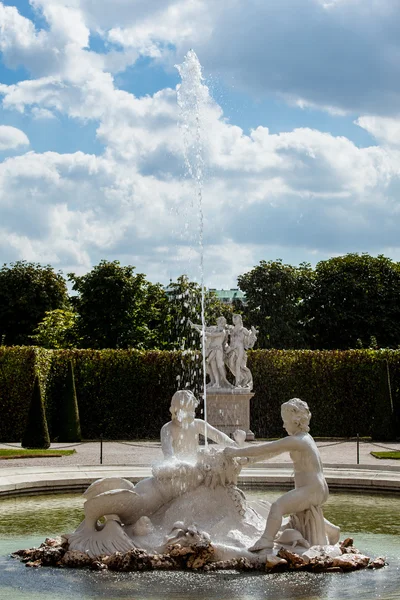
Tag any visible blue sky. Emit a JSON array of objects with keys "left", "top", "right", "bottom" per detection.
[{"left": 0, "top": 0, "right": 400, "bottom": 288}]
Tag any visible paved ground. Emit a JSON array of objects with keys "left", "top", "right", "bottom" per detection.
[
  {"left": 1, "top": 439, "right": 399, "bottom": 497},
  {"left": 1, "top": 438, "right": 399, "bottom": 468}
]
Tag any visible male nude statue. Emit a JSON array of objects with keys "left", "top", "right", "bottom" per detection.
[{"left": 224, "top": 398, "right": 330, "bottom": 551}]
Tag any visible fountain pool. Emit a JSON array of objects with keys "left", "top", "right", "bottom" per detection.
[{"left": 1, "top": 489, "right": 399, "bottom": 600}]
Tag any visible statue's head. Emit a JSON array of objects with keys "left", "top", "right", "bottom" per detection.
[
  {"left": 217, "top": 316, "right": 227, "bottom": 327},
  {"left": 281, "top": 398, "right": 311, "bottom": 434},
  {"left": 170, "top": 390, "right": 199, "bottom": 425},
  {"left": 232, "top": 314, "right": 243, "bottom": 325}
]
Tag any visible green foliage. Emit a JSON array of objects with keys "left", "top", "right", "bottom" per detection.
[
  {"left": 31, "top": 309, "right": 80, "bottom": 349},
  {"left": 57, "top": 361, "right": 81, "bottom": 442},
  {"left": 1, "top": 347, "right": 399, "bottom": 441},
  {"left": 370, "top": 451, "right": 400, "bottom": 459},
  {"left": 249, "top": 349, "right": 399, "bottom": 438},
  {"left": 304, "top": 253, "right": 400, "bottom": 349},
  {"left": 0, "top": 347, "right": 39, "bottom": 441},
  {"left": 0, "top": 261, "right": 69, "bottom": 345},
  {"left": 21, "top": 375, "right": 50, "bottom": 449},
  {"left": 0, "top": 449, "right": 75, "bottom": 458},
  {"left": 44, "top": 349, "right": 181, "bottom": 439},
  {"left": 69, "top": 260, "right": 168, "bottom": 350},
  {"left": 165, "top": 275, "right": 234, "bottom": 350},
  {"left": 238, "top": 260, "right": 313, "bottom": 349}
]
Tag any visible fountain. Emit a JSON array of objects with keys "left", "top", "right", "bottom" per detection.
[
  {"left": 176, "top": 51, "right": 258, "bottom": 440},
  {"left": 12, "top": 394, "right": 386, "bottom": 576},
  {"left": 5, "top": 51, "right": 395, "bottom": 597}
]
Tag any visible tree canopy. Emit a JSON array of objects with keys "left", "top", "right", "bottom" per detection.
[
  {"left": 238, "top": 259, "right": 313, "bottom": 349},
  {"left": 165, "top": 275, "right": 234, "bottom": 350},
  {"left": 303, "top": 253, "right": 400, "bottom": 349},
  {"left": 0, "top": 261, "right": 68, "bottom": 345},
  {"left": 2, "top": 253, "right": 400, "bottom": 351},
  {"left": 69, "top": 260, "right": 168, "bottom": 349}
]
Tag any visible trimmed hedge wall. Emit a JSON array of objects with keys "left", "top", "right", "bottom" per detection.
[
  {"left": 0, "top": 347, "right": 52, "bottom": 441},
  {"left": 248, "top": 350, "right": 399, "bottom": 440},
  {"left": 0, "top": 347, "right": 398, "bottom": 441},
  {"left": 45, "top": 349, "right": 181, "bottom": 440}
]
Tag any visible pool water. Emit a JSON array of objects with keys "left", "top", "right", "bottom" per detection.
[{"left": 0, "top": 490, "right": 399, "bottom": 600}]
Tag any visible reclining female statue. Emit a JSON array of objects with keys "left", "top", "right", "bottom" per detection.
[{"left": 66, "top": 390, "right": 245, "bottom": 556}]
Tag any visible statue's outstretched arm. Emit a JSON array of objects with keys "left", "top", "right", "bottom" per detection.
[
  {"left": 195, "top": 419, "right": 236, "bottom": 447},
  {"left": 225, "top": 435, "right": 301, "bottom": 459}
]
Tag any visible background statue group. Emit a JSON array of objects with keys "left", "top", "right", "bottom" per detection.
[{"left": 190, "top": 314, "right": 258, "bottom": 390}]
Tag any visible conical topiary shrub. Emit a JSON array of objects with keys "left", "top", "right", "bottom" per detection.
[
  {"left": 371, "top": 360, "right": 397, "bottom": 441},
  {"left": 58, "top": 360, "right": 81, "bottom": 442},
  {"left": 21, "top": 375, "right": 50, "bottom": 449}
]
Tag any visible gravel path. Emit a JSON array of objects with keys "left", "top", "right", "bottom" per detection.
[{"left": 1, "top": 439, "right": 399, "bottom": 468}]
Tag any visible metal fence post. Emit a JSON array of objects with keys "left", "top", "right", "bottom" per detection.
[{"left": 357, "top": 433, "right": 360, "bottom": 465}]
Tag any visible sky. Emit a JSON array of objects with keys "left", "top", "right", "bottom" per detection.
[{"left": 1, "top": 0, "right": 400, "bottom": 289}]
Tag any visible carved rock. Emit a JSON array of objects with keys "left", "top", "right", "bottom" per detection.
[
  {"left": 167, "top": 540, "right": 215, "bottom": 570},
  {"left": 277, "top": 548, "right": 307, "bottom": 569},
  {"left": 61, "top": 550, "right": 93, "bottom": 568},
  {"left": 25, "top": 560, "right": 42, "bottom": 568},
  {"left": 332, "top": 554, "right": 370, "bottom": 571},
  {"left": 90, "top": 560, "right": 108, "bottom": 571},
  {"left": 104, "top": 548, "right": 153, "bottom": 572},
  {"left": 265, "top": 554, "right": 288, "bottom": 571},
  {"left": 368, "top": 556, "right": 387, "bottom": 569},
  {"left": 340, "top": 539, "right": 361, "bottom": 554}
]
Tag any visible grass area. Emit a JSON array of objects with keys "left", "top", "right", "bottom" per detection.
[
  {"left": 370, "top": 451, "right": 400, "bottom": 460},
  {"left": 0, "top": 449, "right": 76, "bottom": 460}
]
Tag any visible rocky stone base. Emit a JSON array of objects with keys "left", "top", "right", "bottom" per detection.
[{"left": 12, "top": 536, "right": 387, "bottom": 574}]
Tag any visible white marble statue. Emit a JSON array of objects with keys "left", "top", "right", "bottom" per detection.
[
  {"left": 225, "top": 314, "right": 258, "bottom": 389},
  {"left": 65, "top": 395, "right": 340, "bottom": 566},
  {"left": 190, "top": 317, "right": 233, "bottom": 389},
  {"left": 191, "top": 314, "right": 258, "bottom": 391},
  {"left": 65, "top": 390, "right": 248, "bottom": 558},
  {"left": 160, "top": 389, "right": 240, "bottom": 459},
  {"left": 224, "top": 398, "right": 340, "bottom": 551}
]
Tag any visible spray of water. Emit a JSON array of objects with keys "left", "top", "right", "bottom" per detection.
[{"left": 175, "top": 50, "right": 208, "bottom": 443}]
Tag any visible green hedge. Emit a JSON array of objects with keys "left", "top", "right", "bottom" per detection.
[
  {"left": 44, "top": 349, "right": 182, "bottom": 440},
  {"left": 0, "top": 347, "right": 398, "bottom": 441},
  {"left": 0, "top": 347, "right": 53, "bottom": 441},
  {"left": 248, "top": 349, "right": 399, "bottom": 439}
]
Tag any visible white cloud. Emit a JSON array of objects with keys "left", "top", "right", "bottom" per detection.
[
  {"left": 1, "top": 97, "right": 400, "bottom": 285},
  {"left": 31, "top": 107, "right": 57, "bottom": 120},
  {"left": 356, "top": 116, "right": 400, "bottom": 147},
  {"left": 0, "top": 125, "right": 29, "bottom": 150},
  {"left": 1, "top": 1, "right": 400, "bottom": 286},
  {"left": 3, "top": 0, "right": 400, "bottom": 118}
]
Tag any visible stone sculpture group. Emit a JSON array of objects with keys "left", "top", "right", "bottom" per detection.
[
  {"left": 15, "top": 391, "right": 385, "bottom": 573},
  {"left": 190, "top": 315, "right": 258, "bottom": 390},
  {"left": 64, "top": 394, "right": 340, "bottom": 560}
]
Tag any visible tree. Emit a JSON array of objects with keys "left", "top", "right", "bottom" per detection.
[
  {"left": 0, "top": 261, "right": 69, "bottom": 345},
  {"left": 21, "top": 375, "right": 50, "bottom": 449},
  {"left": 304, "top": 253, "right": 400, "bottom": 349},
  {"left": 69, "top": 260, "right": 168, "bottom": 349},
  {"left": 237, "top": 260, "right": 313, "bottom": 349},
  {"left": 163, "top": 275, "right": 234, "bottom": 396},
  {"left": 31, "top": 309, "right": 80, "bottom": 349},
  {"left": 164, "top": 275, "right": 234, "bottom": 350}
]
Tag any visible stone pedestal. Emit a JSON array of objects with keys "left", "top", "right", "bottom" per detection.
[{"left": 206, "top": 391, "right": 255, "bottom": 441}]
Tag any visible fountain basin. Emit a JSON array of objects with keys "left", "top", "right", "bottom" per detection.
[
  {"left": 1, "top": 463, "right": 399, "bottom": 497},
  {"left": 0, "top": 489, "right": 399, "bottom": 600}
]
